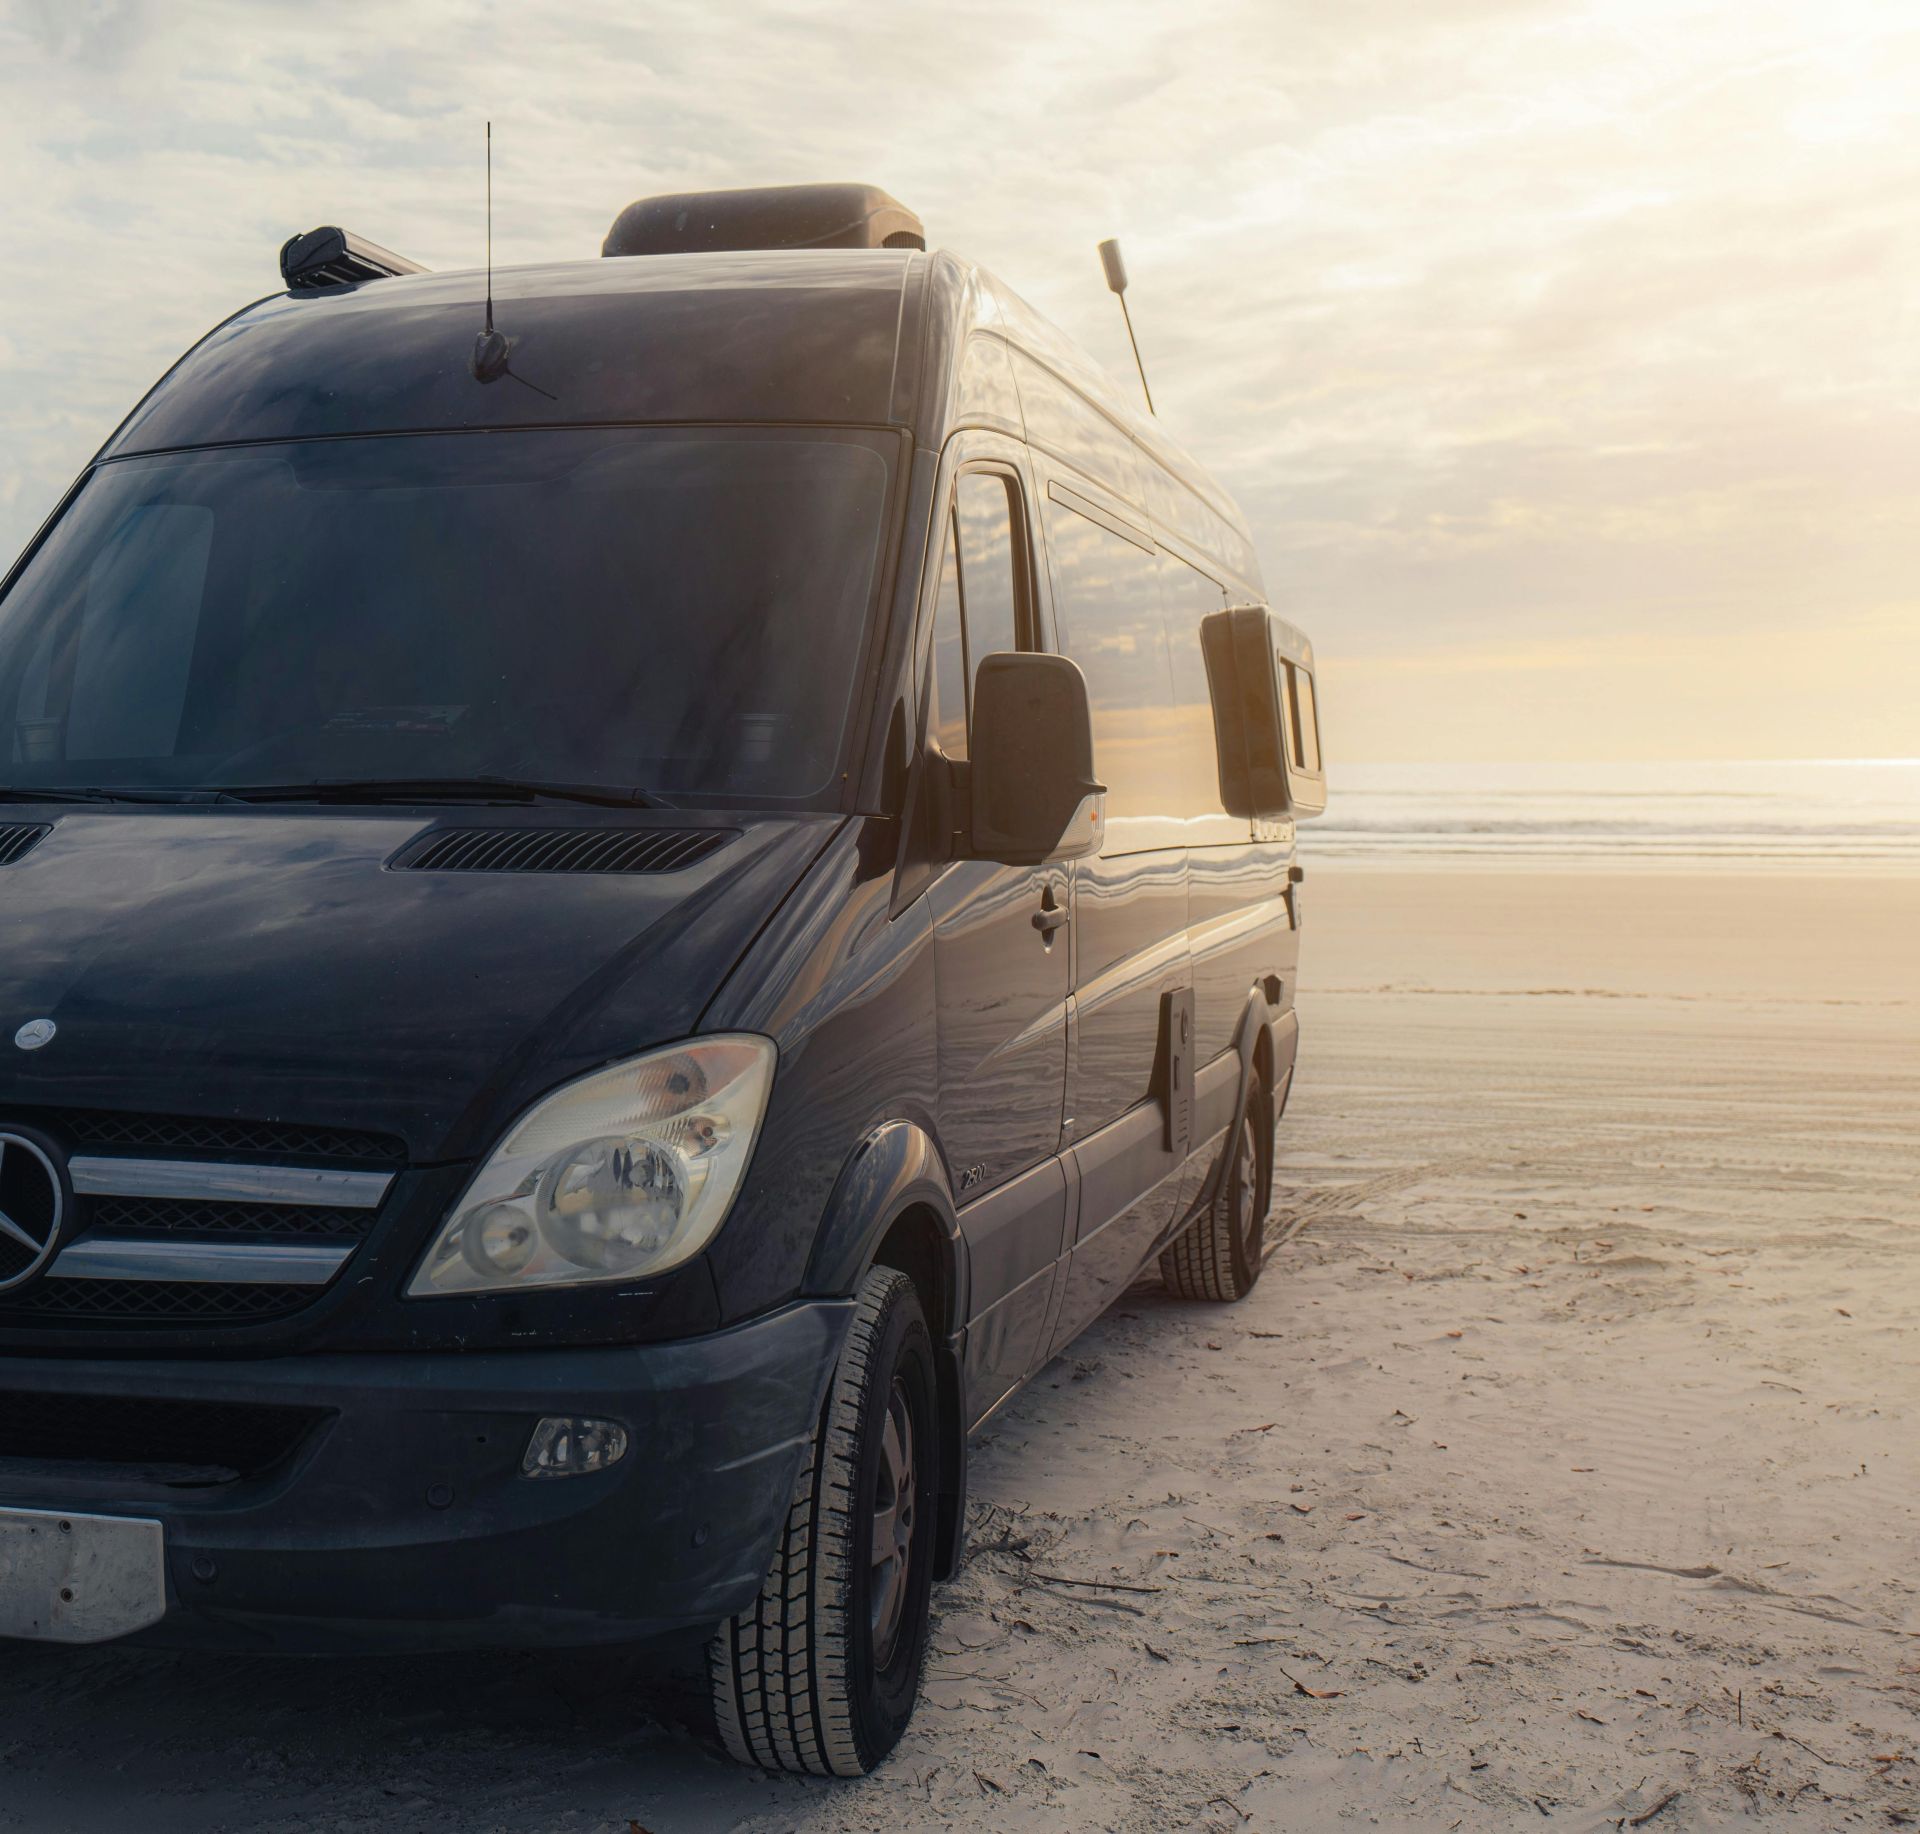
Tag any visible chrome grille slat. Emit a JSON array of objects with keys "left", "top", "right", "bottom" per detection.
[
  {"left": 68, "top": 1156, "right": 391, "bottom": 1209},
  {"left": 48, "top": 1237, "right": 354, "bottom": 1286}
]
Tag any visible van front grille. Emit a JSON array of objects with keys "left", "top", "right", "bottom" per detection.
[
  {"left": 0, "top": 1104, "right": 402, "bottom": 1336},
  {"left": 0, "top": 1278, "right": 319, "bottom": 1325},
  {"left": 85, "top": 1195, "right": 372, "bottom": 1240},
  {"left": 42, "top": 1107, "right": 405, "bottom": 1166},
  {"left": 0, "top": 1389, "right": 327, "bottom": 1474}
]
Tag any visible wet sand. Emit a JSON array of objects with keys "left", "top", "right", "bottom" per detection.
[{"left": 3, "top": 868, "right": 1916, "bottom": 1830}]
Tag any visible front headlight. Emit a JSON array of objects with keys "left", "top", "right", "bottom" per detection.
[{"left": 407, "top": 1035, "right": 775, "bottom": 1297}]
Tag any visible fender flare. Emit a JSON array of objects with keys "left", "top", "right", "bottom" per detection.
[
  {"left": 802, "top": 1117, "right": 972, "bottom": 1581},
  {"left": 1194, "top": 988, "right": 1299, "bottom": 1215}
]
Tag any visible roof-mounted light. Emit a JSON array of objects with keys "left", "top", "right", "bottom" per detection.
[{"left": 279, "top": 226, "right": 429, "bottom": 292}]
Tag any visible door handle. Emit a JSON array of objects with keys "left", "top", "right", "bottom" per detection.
[{"left": 1032, "top": 887, "right": 1069, "bottom": 936}]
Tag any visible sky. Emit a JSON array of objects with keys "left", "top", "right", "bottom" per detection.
[{"left": 0, "top": 0, "right": 1914, "bottom": 763}]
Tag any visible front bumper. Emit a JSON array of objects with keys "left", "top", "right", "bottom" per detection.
[{"left": 0, "top": 1299, "right": 851, "bottom": 1653}]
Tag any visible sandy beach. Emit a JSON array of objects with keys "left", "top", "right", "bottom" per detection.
[{"left": 3, "top": 866, "right": 1915, "bottom": 1831}]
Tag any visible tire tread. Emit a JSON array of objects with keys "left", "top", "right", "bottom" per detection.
[{"left": 710, "top": 1266, "right": 915, "bottom": 1777}]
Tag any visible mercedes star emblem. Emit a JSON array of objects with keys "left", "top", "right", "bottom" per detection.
[
  {"left": 0, "top": 1133, "right": 65, "bottom": 1294},
  {"left": 13, "top": 1018, "right": 56, "bottom": 1051}
]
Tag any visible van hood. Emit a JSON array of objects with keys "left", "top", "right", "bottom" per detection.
[{"left": 0, "top": 810, "right": 835, "bottom": 1162}]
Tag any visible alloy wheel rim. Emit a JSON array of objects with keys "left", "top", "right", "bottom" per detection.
[
  {"left": 869, "top": 1378, "right": 916, "bottom": 1666},
  {"left": 1235, "top": 1112, "right": 1261, "bottom": 1259}
]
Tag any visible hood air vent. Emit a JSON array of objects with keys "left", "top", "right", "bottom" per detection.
[
  {"left": 0, "top": 824, "right": 51, "bottom": 866},
  {"left": 394, "top": 827, "right": 736, "bottom": 876}
]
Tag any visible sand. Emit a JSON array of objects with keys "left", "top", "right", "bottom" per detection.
[{"left": 2, "top": 867, "right": 1915, "bottom": 1831}]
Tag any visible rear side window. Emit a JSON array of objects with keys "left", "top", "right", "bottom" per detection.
[{"left": 1044, "top": 498, "right": 1176, "bottom": 836}]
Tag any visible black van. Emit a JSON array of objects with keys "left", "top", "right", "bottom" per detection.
[{"left": 0, "top": 184, "right": 1325, "bottom": 1774}]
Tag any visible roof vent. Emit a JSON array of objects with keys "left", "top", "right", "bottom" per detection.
[
  {"left": 0, "top": 823, "right": 50, "bottom": 866},
  {"left": 392, "top": 827, "right": 736, "bottom": 875},
  {"left": 603, "top": 184, "right": 924, "bottom": 258},
  {"left": 280, "top": 227, "right": 430, "bottom": 292}
]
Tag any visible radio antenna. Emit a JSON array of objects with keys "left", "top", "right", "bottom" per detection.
[
  {"left": 467, "top": 120, "right": 555, "bottom": 398},
  {"left": 1097, "top": 238, "right": 1155, "bottom": 417}
]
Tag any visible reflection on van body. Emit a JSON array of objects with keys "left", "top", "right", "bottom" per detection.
[{"left": 0, "top": 184, "right": 1325, "bottom": 1777}]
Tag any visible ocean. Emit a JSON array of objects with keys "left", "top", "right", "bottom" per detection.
[{"left": 1304, "top": 760, "right": 1920, "bottom": 870}]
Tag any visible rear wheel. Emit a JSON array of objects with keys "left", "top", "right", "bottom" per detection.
[
  {"left": 1160, "top": 1063, "right": 1273, "bottom": 1302},
  {"left": 709, "top": 1265, "right": 937, "bottom": 1776}
]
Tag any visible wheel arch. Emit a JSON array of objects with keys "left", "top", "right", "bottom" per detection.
[{"left": 803, "top": 1118, "right": 972, "bottom": 1581}]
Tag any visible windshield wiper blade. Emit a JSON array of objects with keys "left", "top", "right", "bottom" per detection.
[
  {"left": 0, "top": 785, "right": 222, "bottom": 805},
  {"left": 214, "top": 776, "right": 660, "bottom": 808}
]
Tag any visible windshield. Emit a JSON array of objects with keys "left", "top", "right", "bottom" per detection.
[{"left": 0, "top": 427, "right": 895, "bottom": 805}]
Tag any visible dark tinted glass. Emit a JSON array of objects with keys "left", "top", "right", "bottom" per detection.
[
  {"left": 0, "top": 429, "right": 892, "bottom": 804},
  {"left": 954, "top": 473, "right": 1021, "bottom": 677},
  {"left": 1044, "top": 500, "right": 1175, "bottom": 830}
]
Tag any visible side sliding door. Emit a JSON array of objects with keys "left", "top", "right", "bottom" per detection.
[{"left": 1040, "top": 479, "right": 1195, "bottom": 1356}]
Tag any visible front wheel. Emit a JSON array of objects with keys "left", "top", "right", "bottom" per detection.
[
  {"left": 709, "top": 1265, "right": 938, "bottom": 1776},
  {"left": 1160, "top": 1062, "right": 1274, "bottom": 1302}
]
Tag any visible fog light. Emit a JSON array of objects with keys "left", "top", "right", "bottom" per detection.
[{"left": 521, "top": 1416, "right": 630, "bottom": 1480}]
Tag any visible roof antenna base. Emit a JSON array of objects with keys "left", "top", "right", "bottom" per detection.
[{"left": 471, "top": 327, "right": 512, "bottom": 383}]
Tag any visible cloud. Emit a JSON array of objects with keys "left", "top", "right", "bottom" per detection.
[{"left": 0, "top": 0, "right": 1913, "bottom": 759}]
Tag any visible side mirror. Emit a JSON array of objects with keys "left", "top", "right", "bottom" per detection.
[{"left": 967, "top": 652, "right": 1107, "bottom": 865}]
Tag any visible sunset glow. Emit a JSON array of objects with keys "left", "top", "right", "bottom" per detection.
[{"left": 1, "top": 0, "right": 1913, "bottom": 760}]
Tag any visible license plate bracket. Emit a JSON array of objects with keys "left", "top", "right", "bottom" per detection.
[{"left": 0, "top": 1506, "right": 166, "bottom": 1644}]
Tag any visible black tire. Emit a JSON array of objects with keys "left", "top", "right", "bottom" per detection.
[
  {"left": 1160, "top": 1063, "right": 1274, "bottom": 1302},
  {"left": 709, "top": 1265, "right": 938, "bottom": 1776}
]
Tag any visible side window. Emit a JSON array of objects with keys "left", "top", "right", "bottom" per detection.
[
  {"left": 926, "top": 469, "right": 1031, "bottom": 762},
  {"left": 1157, "top": 551, "right": 1231, "bottom": 823},
  {"left": 928, "top": 509, "right": 968, "bottom": 760},
  {"left": 953, "top": 473, "right": 1021, "bottom": 675},
  {"left": 1285, "top": 660, "right": 1322, "bottom": 773},
  {"left": 1044, "top": 498, "right": 1176, "bottom": 833}
]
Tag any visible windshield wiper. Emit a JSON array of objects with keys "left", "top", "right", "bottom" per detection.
[
  {"left": 213, "top": 776, "right": 661, "bottom": 809},
  {"left": 0, "top": 785, "right": 228, "bottom": 805}
]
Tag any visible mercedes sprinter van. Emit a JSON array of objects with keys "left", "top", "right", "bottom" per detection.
[{"left": 0, "top": 184, "right": 1326, "bottom": 1774}]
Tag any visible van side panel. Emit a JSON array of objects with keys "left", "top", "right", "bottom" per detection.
[{"left": 1188, "top": 847, "right": 1297, "bottom": 1071}]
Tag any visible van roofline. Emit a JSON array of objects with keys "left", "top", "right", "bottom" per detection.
[{"left": 95, "top": 242, "right": 1259, "bottom": 593}]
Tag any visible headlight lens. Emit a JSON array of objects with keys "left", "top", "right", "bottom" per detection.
[{"left": 407, "top": 1035, "right": 775, "bottom": 1297}]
